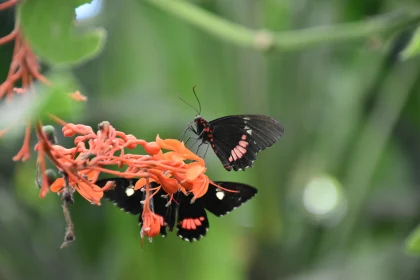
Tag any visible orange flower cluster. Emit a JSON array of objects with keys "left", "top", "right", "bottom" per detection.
[
  {"left": 0, "top": 0, "right": 87, "bottom": 162},
  {"left": 0, "top": 0, "right": 49, "bottom": 161},
  {"left": 36, "top": 117, "right": 212, "bottom": 240}
]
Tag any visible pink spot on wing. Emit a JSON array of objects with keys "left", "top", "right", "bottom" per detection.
[
  {"left": 236, "top": 146, "right": 247, "bottom": 154},
  {"left": 233, "top": 147, "right": 244, "bottom": 159},
  {"left": 239, "top": 140, "right": 248, "bottom": 147},
  {"left": 228, "top": 137, "right": 249, "bottom": 162}
]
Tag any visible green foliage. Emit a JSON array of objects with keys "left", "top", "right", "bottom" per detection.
[
  {"left": 2, "top": 1, "right": 420, "bottom": 280},
  {"left": 19, "top": 0, "right": 106, "bottom": 67},
  {"left": 406, "top": 225, "right": 420, "bottom": 255},
  {"left": 0, "top": 71, "right": 84, "bottom": 130},
  {"left": 400, "top": 26, "right": 420, "bottom": 60}
]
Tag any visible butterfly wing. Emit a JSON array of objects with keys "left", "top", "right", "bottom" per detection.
[
  {"left": 151, "top": 190, "right": 177, "bottom": 236},
  {"left": 200, "top": 181, "right": 258, "bottom": 216},
  {"left": 96, "top": 178, "right": 144, "bottom": 214},
  {"left": 176, "top": 194, "right": 209, "bottom": 242},
  {"left": 209, "top": 115, "right": 284, "bottom": 171},
  {"left": 96, "top": 178, "right": 175, "bottom": 237}
]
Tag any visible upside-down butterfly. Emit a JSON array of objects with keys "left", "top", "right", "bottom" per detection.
[
  {"left": 180, "top": 87, "right": 284, "bottom": 171},
  {"left": 96, "top": 177, "right": 257, "bottom": 242}
]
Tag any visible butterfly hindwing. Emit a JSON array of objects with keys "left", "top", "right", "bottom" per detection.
[
  {"left": 200, "top": 181, "right": 258, "bottom": 216},
  {"left": 96, "top": 178, "right": 258, "bottom": 242},
  {"left": 151, "top": 189, "right": 177, "bottom": 236},
  {"left": 210, "top": 124, "right": 261, "bottom": 171},
  {"left": 176, "top": 194, "right": 209, "bottom": 242}
]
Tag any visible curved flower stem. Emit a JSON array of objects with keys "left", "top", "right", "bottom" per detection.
[
  {"left": 0, "top": 0, "right": 18, "bottom": 10},
  {"left": 0, "top": 29, "right": 17, "bottom": 45},
  {"left": 145, "top": 0, "right": 420, "bottom": 52}
]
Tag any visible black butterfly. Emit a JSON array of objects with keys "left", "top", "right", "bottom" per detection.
[
  {"left": 180, "top": 87, "right": 284, "bottom": 171},
  {"left": 190, "top": 114, "right": 284, "bottom": 171},
  {"left": 96, "top": 177, "right": 257, "bottom": 242}
]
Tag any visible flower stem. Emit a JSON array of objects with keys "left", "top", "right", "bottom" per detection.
[{"left": 145, "top": 0, "right": 420, "bottom": 52}]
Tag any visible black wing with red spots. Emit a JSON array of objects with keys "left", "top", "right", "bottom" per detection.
[
  {"left": 176, "top": 194, "right": 209, "bottom": 241},
  {"left": 193, "top": 114, "right": 284, "bottom": 171},
  {"left": 96, "top": 178, "right": 175, "bottom": 237},
  {"left": 96, "top": 178, "right": 257, "bottom": 242}
]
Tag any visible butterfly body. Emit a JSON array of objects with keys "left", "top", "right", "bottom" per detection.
[
  {"left": 96, "top": 178, "right": 257, "bottom": 242},
  {"left": 192, "top": 114, "right": 284, "bottom": 171}
]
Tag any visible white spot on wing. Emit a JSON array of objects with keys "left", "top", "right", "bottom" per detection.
[
  {"left": 216, "top": 190, "right": 225, "bottom": 200},
  {"left": 243, "top": 117, "right": 251, "bottom": 120},
  {"left": 125, "top": 187, "right": 135, "bottom": 196}
]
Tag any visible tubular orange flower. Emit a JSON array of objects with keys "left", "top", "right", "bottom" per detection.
[
  {"left": 32, "top": 118, "right": 218, "bottom": 244},
  {"left": 0, "top": 5, "right": 88, "bottom": 163},
  {"left": 156, "top": 135, "right": 205, "bottom": 165},
  {"left": 141, "top": 208, "right": 162, "bottom": 240},
  {"left": 68, "top": 91, "right": 87, "bottom": 101}
]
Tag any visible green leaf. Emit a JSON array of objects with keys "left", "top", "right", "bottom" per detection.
[
  {"left": 0, "top": 71, "right": 85, "bottom": 133},
  {"left": 405, "top": 224, "right": 420, "bottom": 255},
  {"left": 400, "top": 26, "right": 420, "bottom": 60},
  {"left": 19, "top": 0, "right": 106, "bottom": 67}
]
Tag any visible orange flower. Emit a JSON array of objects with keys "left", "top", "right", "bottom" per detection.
[
  {"left": 68, "top": 91, "right": 87, "bottom": 102},
  {"left": 141, "top": 207, "right": 162, "bottom": 240},
  {"left": 33, "top": 119, "right": 219, "bottom": 246},
  {"left": 156, "top": 135, "right": 205, "bottom": 166},
  {"left": 50, "top": 171, "right": 103, "bottom": 205}
]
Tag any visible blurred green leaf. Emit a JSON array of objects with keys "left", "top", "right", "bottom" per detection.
[
  {"left": 37, "top": 71, "right": 85, "bottom": 120},
  {"left": 405, "top": 224, "right": 420, "bottom": 255},
  {"left": 400, "top": 26, "right": 420, "bottom": 60},
  {"left": 0, "top": 71, "right": 85, "bottom": 131},
  {"left": 19, "top": 0, "right": 106, "bottom": 67}
]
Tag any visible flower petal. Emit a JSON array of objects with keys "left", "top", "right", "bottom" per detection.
[
  {"left": 141, "top": 206, "right": 162, "bottom": 238},
  {"left": 190, "top": 175, "right": 209, "bottom": 200},
  {"left": 76, "top": 181, "right": 104, "bottom": 205},
  {"left": 186, "top": 162, "right": 206, "bottom": 181},
  {"left": 50, "top": 178, "right": 64, "bottom": 192}
]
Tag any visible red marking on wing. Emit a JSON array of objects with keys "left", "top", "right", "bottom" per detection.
[
  {"left": 228, "top": 135, "right": 249, "bottom": 162},
  {"left": 180, "top": 217, "right": 205, "bottom": 230}
]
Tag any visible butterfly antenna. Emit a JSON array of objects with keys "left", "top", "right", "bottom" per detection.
[
  {"left": 177, "top": 93, "right": 199, "bottom": 115},
  {"left": 192, "top": 85, "right": 201, "bottom": 115}
]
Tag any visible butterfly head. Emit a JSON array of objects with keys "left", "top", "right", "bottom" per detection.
[{"left": 193, "top": 115, "right": 209, "bottom": 136}]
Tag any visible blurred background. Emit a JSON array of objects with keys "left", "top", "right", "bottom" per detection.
[{"left": 1, "top": 0, "right": 420, "bottom": 279}]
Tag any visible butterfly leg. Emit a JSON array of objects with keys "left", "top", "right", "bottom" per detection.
[
  {"left": 179, "top": 125, "right": 191, "bottom": 141},
  {"left": 203, "top": 144, "right": 210, "bottom": 158},
  {"left": 179, "top": 123, "right": 198, "bottom": 141},
  {"left": 184, "top": 136, "right": 199, "bottom": 146},
  {"left": 196, "top": 142, "right": 205, "bottom": 155}
]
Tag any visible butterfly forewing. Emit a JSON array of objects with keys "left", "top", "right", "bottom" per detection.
[
  {"left": 211, "top": 115, "right": 283, "bottom": 148},
  {"left": 205, "top": 114, "right": 284, "bottom": 171},
  {"left": 201, "top": 182, "right": 258, "bottom": 216},
  {"left": 96, "top": 178, "right": 172, "bottom": 237},
  {"left": 96, "top": 178, "right": 144, "bottom": 214}
]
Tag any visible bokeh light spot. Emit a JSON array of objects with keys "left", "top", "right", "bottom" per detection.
[{"left": 75, "top": 0, "right": 103, "bottom": 20}]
